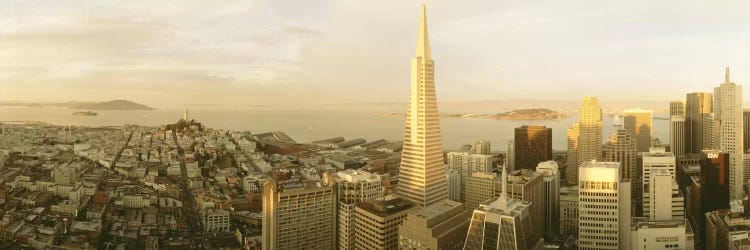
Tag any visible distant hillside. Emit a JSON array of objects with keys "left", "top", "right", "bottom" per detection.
[{"left": 72, "top": 100, "right": 155, "bottom": 110}]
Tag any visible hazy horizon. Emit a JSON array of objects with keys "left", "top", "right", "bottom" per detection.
[{"left": 2, "top": 0, "right": 749, "bottom": 107}]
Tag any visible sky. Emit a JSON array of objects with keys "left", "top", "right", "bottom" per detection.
[{"left": 1, "top": 0, "right": 749, "bottom": 108}]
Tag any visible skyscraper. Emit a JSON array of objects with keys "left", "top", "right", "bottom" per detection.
[
  {"left": 473, "top": 140, "right": 491, "bottom": 154},
  {"left": 335, "top": 170, "right": 384, "bottom": 250},
  {"left": 514, "top": 125, "right": 552, "bottom": 170},
  {"left": 397, "top": 5, "right": 447, "bottom": 207},
  {"left": 642, "top": 169, "right": 684, "bottom": 220},
  {"left": 566, "top": 123, "right": 580, "bottom": 186},
  {"left": 696, "top": 150, "right": 731, "bottom": 249},
  {"left": 670, "top": 115, "right": 686, "bottom": 156},
  {"left": 353, "top": 195, "right": 418, "bottom": 250},
  {"left": 744, "top": 109, "right": 750, "bottom": 152},
  {"left": 578, "top": 161, "right": 631, "bottom": 250},
  {"left": 463, "top": 172, "right": 496, "bottom": 212},
  {"left": 507, "top": 140, "right": 515, "bottom": 172},
  {"left": 262, "top": 178, "right": 337, "bottom": 250},
  {"left": 714, "top": 67, "right": 744, "bottom": 200},
  {"left": 623, "top": 108, "right": 653, "bottom": 152},
  {"left": 670, "top": 100, "right": 685, "bottom": 117},
  {"left": 604, "top": 129, "right": 637, "bottom": 204},
  {"left": 536, "top": 161, "right": 560, "bottom": 239},
  {"left": 685, "top": 92, "right": 713, "bottom": 154},
  {"left": 495, "top": 168, "right": 544, "bottom": 246},
  {"left": 566, "top": 97, "right": 602, "bottom": 186}
]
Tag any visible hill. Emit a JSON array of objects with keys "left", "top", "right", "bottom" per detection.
[{"left": 72, "top": 100, "right": 155, "bottom": 110}]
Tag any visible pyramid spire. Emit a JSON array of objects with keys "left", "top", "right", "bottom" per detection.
[
  {"left": 726, "top": 66, "right": 731, "bottom": 83},
  {"left": 415, "top": 4, "right": 431, "bottom": 60}
]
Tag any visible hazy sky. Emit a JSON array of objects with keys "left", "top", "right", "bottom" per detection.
[{"left": 1, "top": 0, "right": 749, "bottom": 108}]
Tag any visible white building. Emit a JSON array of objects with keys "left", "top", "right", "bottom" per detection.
[
  {"left": 578, "top": 161, "right": 631, "bottom": 250},
  {"left": 537, "top": 160, "right": 560, "bottom": 239},
  {"left": 715, "top": 67, "right": 744, "bottom": 200},
  {"left": 628, "top": 219, "right": 694, "bottom": 250},
  {"left": 202, "top": 208, "right": 230, "bottom": 233},
  {"left": 335, "top": 170, "right": 383, "bottom": 250},
  {"left": 642, "top": 169, "right": 684, "bottom": 220}
]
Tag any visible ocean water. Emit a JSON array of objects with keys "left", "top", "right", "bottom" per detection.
[{"left": 0, "top": 107, "right": 669, "bottom": 151}]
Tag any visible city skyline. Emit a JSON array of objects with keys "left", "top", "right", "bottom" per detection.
[{"left": 2, "top": 1, "right": 750, "bottom": 107}]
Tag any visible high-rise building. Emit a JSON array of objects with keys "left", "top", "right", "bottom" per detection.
[
  {"left": 495, "top": 168, "right": 544, "bottom": 246},
  {"left": 464, "top": 166, "right": 542, "bottom": 250},
  {"left": 670, "top": 100, "right": 686, "bottom": 117},
  {"left": 473, "top": 140, "right": 491, "bottom": 154},
  {"left": 262, "top": 178, "right": 336, "bottom": 250},
  {"left": 559, "top": 186, "right": 579, "bottom": 237},
  {"left": 670, "top": 115, "right": 686, "bottom": 157},
  {"left": 536, "top": 161, "right": 560, "bottom": 239},
  {"left": 624, "top": 108, "right": 653, "bottom": 152},
  {"left": 566, "top": 123, "right": 580, "bottom": 186},
  {"left": 628, "top": 218, "right": 694, "bottom": 250},
  {"left": 694, "top": 150, "right": 731, "bottom": 249},
  {"left": 446, "top": 152, "right": 493, "bottom": 177},
  {"left": 446, "top": 168, "right": 463, "bottom": 202},
  {"left": 578, "top": 161, "right": 631, "bottom": 250},
  {"left": 639, "top": 147, "right": 677, "bottom": 217},
  {"left": 514, "top": 125, "right": 552, "bottom": 170},
  {"left": 354, "top": 195, "right": 418, "bottom": 250},
  {"left": 702, "top": 112, "right": 719, "bottom": 150},
  {"left": 642, "top": 169, "right": 684, "bottom": 220},
  {"left": 605, "top": 129, "right": 637, "bottom": 201},
  {"left": 576, "top": 97, "right": 603, "bottom": 184},
  {"left": 507, "top": 140, "right": 515, "bottom": 172},
  {"left": 397, "top": 5, "right": 447, "bottom": 207},
  {"left": 714, "top": 67, "right": 744, "bottom": 200},
  {"left": 744, "top": 109, "right": 750, "bottom": 152},
  {"left": 398, "top": 200, "right": 470, "bottom": 250},
  {"left": 335, "top": 170, "right": 384, "bottom": 250},
  {"left": 463, "top": 172, "right": 496, "bottom": 212},
  {"left": 685, "top": 92, "right": 713, "bottom": 154}
]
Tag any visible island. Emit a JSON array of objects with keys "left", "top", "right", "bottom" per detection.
[
  {"left": 72, "top": 100, "right": 155, "bottom": 110},
  {"left": 73, "top": 111, "right": 98, "bottom": 116},
  {"left": 490, "top": 108, "right": 567, "bottom": 120},
  {"left": 0, "top": 99, "right": 155, "bottom": 110},
  {"left": 377, "top": 108, "right": 567, "bottom": 120}
]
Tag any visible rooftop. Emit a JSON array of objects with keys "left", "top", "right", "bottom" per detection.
[{"left": 357, "top": 195, "right": 415, "bottom": 217}]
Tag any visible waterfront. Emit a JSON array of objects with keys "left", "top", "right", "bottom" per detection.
[{"left": 0, "top": 106, "right": 669, "bottom": 150}]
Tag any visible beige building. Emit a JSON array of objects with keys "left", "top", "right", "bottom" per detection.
[
  {"left": 605, "top": 128, "right": 637, "bottom": 202},
  {"left": 335, "top": 170, "right": 384, "bottom": 250},
  {"left": 354, "top": 195, "right": 418, "bottom": 250},
  {"left": 463, "top": 172, "right": 496, "bottom": 212},
  {"left": 398, "top": 199, "right": 470, "bottom": 250},
  {"left": 397, "top": 5, "right": 447, "bottom": 207},
  {"left": 578, "top": 161, "right": 632, "bottom": 250},
  {"left": 473, "top": 140, "right": 491, "bottom": 154},
  {"left": 685, "top": 92, "right": 713, "bottom": 154},
  {"left": 642, "top": 169, "right": 684, "bottom": 221},
  {"left": 560, "top": 186, "right": 579, "bottom": 236},
  {"left": 262, "top": 178, "right": 336, "bottom": 250},
  {"left": 567, "top": 97, "right": 602, "bottom": 186},
  {"left": 714, "top": 67, "right": 744, "bottom": 200},
  {"left": 671, "top": 100, "right": 686, "bottom": 117},
  {"left": 627, "top": 218, "right": 694, "bottom": 250},
  {"left": 671, "top": 115, "right": 686, "bottom": 157}
]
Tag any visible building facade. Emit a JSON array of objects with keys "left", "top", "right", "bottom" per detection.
[
  {"left": 335, "top": 170, "right": 384, "bottom": 250},
  {"left": 537, "top": 161, "right": 560, "bottom": 239},
  {"left": 463, "top": 172, "right": 496, "bottom": 212},
  {"left": 514, "top": 125, "right": 552, "bottom": 170},
  {"left": 685, "top": 92, "right": 713, "bottom": 154},
  {"left": 262, "top": 178, "right": 336, "bottom": 250},
  {"left": 714, "top": 67, "right": 744, "bottom": 200},
  {"left": 578, "top": 161, "right": 631, "bottom": 250},
  {"left": 354, "top": 195, "right": 418, "bottom": 250},
  {"left": 670, "top": 115, "right": 686, "bottom": 157},
  {"left": 623, "top": 108, "right": 653, "bottom": 152},
  {"left": 397, "top": 5, "right": 447, "bottom": 207}
]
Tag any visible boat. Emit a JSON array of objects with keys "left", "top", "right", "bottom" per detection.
[{"left": 73, "top": 111, "right": 98, "bottom": 116}]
